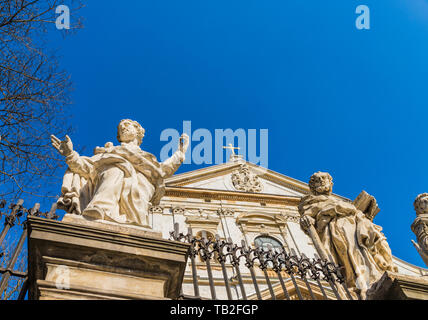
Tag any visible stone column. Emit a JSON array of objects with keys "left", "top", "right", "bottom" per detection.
[{"left": 27, "top": 215, "right": 190, "bottom": 300}]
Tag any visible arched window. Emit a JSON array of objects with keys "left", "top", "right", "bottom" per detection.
[{"left": 254, "top": 235, "right": 283, "bottom": 250}]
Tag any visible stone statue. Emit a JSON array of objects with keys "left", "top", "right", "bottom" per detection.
[
  {"left": 298, "top": 171, "right": 397, "bottom": 298},
  {"left": 51, "top": 119, "right": 189, "bottom": 227},
  {"left": 411, "top": 193, "right": 428, "bottom": 266}
]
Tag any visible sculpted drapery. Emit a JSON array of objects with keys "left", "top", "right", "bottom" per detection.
[
  {"left": 51, "top": 119, "right": 189, "bottom": 227},
  {"left": 299, "top": 172, "right": 397, "bottom": 297},
  {"left": 411, "top": 193, "right": 428, "bottom": 266}
]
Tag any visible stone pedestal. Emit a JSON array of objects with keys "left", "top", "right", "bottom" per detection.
[
  {"left": 366, "top": 271, "right": 428, "bottom": 300},
  {"left": 27, "top": 215, "right": 190, "bottom": 300}
]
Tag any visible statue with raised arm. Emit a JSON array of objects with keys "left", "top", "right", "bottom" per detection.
[
  {"left": 51, "top": 119, "right": 189, "bottom": 227},
  {"left": 298, "top": 171, "right": 397, "bottom": 298}
]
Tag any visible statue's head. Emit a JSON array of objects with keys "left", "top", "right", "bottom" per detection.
[
  {"left": 414, "top": 193, "right": 428, "bottom": 216},
  {"left": 117, "top": 119, "right": 145, "bottom": 145},
  {"left": 309, "top": 171, "right": 333, "bottom": 195}
]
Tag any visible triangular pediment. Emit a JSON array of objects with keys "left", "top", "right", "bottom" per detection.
[{"left": 165, "top": 160, "right": 310, "bottom": 197}]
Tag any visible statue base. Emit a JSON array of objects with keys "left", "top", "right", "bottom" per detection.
[
  {"left": 27, "top": 216, "right": 190, "bottom": 300},
  {"left": 61, "top": 213, "right": 158, "bottom": 236},
  {"left": 366, "top": 271, "right": 428, "bottom": 300}
]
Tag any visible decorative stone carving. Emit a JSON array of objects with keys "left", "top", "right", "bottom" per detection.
[
  {"left": 217, "top": 208, "right": 235, "bottom": 217},
  {"left": 171, "top": 206, "right": 186, "bottom": 215},
  {"left": 197, "top": 208, "right": 204, "bottom": 217},
  {"left": 231, "top": 164, "right": 263, "bottom": 193},
  {"left": 51, "top": 119, "right": 189, "bottom": 227},
  {"left": 278, "top": 211, "right": 300, "bottom": 223},
  {"left": 192, "top": 208, "right": 209, "bottom": 219},
  {"left": 298, "top": 171, "right": 397, "bottom": 298},
  {"left": 411, "top": 193, "right": 428, "bottom": 266},
  {"left": 149, "top": 206, "right": 164, "bottom": 214},
  {"left": 185, "top": 209, "right": 221, "bottom": 236}
]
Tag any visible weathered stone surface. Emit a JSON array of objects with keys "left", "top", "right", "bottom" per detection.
[
  {"left": 411, "top": 193, "right": 428, "bottom": 266},
  {"left": 353, "top": 190, "right": 380, "bottom": 221},
  {"left": 51, "top": 119, "right": 189, "bottom": 227},
  {"left": 62, "top": 213, "right": 162, "bottom": 238},
  {"left": 27, "top": 216, "right": 190, "bottom": 300},
  {"left": 231, "top": 163, "right": 263, "bottom": 193},
  {"left": 367, "top": 271, "right": 428, "bottom": 300},
  {"left": 298, "top": 171, "right": 397, "bottom": 299},
  {"left": 138, "top": 160, "right": 428, "bottom": 299}
]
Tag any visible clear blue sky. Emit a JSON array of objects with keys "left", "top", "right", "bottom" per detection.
[{"left": 46, "top": 0, "right": 428, "bottom": 267}]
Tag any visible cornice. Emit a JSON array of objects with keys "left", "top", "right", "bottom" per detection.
[
  {"left": 164, "top": 186, "right": 301, "bottom": 205},
  {"left": 165, "top": 161, "right": 350, "bottom": 201},
  {"left": 185, "top": 216, "right": 220, "bottom": 226},
  {"left": 166, "top": 161, "right": 311, "bottom": 194}
]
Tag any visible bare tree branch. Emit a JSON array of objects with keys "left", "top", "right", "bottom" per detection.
[{"left": 0, "top": 0, "right": 83, "bottom": 200}]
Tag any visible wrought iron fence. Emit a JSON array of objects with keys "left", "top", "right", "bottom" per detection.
[
  {"left": 170, "top": 223, "right": 357, "bottom": 300},
  {"left": 0, "top": 199, "right": 58, "bottom": 300},
  {"left": 0, "top": 203, "right": 356, "bottom": 300}
]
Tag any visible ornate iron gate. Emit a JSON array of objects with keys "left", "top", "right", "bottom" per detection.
[
  {"left": 0, "top": 203, "right": 356, "bottom": 300},
  {"left": 170, "top": 223, "right": 357, "bottom": 300}
]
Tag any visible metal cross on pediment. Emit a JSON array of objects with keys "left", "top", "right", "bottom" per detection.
[{"left": 222, "top": 143, "right": 240, "bottom": 155}]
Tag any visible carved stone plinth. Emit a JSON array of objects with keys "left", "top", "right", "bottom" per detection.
[
  {"left": 366, "top": 271, "right": 428, "bottom": 300},
  {"left": 27, "top": 215, "right": 190, "bottom": 300}
]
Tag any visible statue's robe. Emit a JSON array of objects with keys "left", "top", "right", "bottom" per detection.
[
  {"left": 411, "top": 214, "right": 428, "bottom": 265},
  {"left": 412, "top": 214, "right": 428, "bottom": 252},
  {"left": 57, "top": 143, "right": 185, "bottom": 227},
  {"left": 299, "top": 194, "right": 397, "bottom": 295}
]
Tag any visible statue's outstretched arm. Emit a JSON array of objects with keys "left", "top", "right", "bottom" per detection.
[
  {"left": 160, "top": 133, "right": 189, "bottom": 178},
  {"left": 51, "top": 134, "right": 73, "bottom": 157},
  {"left": 51, "top": 134, "right": 94, "bottom": 179}
]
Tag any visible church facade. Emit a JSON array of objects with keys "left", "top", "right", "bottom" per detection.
[{"left": 147, "top": 156, "right": 428, "bottom": 300}]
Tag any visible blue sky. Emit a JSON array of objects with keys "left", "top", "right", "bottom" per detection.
[{"left": 46, "top": 0, "right": 428, "bottom": 267}]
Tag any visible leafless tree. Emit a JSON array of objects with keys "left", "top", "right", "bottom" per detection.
[
  {"left": 0, "top": 230, "right": 27, "bottom": 300},
  {"left": 0, "top": 0, "right": 83, "bottom": 200},
  {"left": 0, "top": 199, "right": 57, "bottom": 300}
]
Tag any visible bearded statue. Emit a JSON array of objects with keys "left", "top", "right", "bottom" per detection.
[
  {"left": 411, "top": 193, "right": 428, "bottom": 266},
  {"left": 298, "top": 171, "right": 397, "bottom": 299},
  {"left": 51, "top": 119, "right": 189, "bottom": 227}
]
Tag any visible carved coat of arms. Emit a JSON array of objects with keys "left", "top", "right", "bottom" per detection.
[{"left": 231, "top": 164, "right": 263, "bottom": 193}]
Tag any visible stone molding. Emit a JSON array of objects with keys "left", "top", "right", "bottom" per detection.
[
  {"left": 27, "top": 216, "right": 190, "bottom": 300},
  {"left": 217, "top": 208, "right": 235, "bottom": 217},
  {"left": 149, "top": 205, "right": 164, "bottom": 214},
  {"left": 367, "top": 271, "right": 428, "bottom": 300},
  {"left": 165, "top": 186, "right": 301, "bottom": 205},
  {"left": 171, "top": 206, "right": 186, "bottom": 215},
  {"left": 185, "top": 212, "right": 221, "bottom": 237}
]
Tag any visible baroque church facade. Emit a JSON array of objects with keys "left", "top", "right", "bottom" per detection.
[{"left": 147, "top": 155, "right": 428, "bottom": 300}]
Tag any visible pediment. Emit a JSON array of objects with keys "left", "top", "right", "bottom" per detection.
[{"left": 165, "top": 160, "right": 310, "bottom": 197}]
